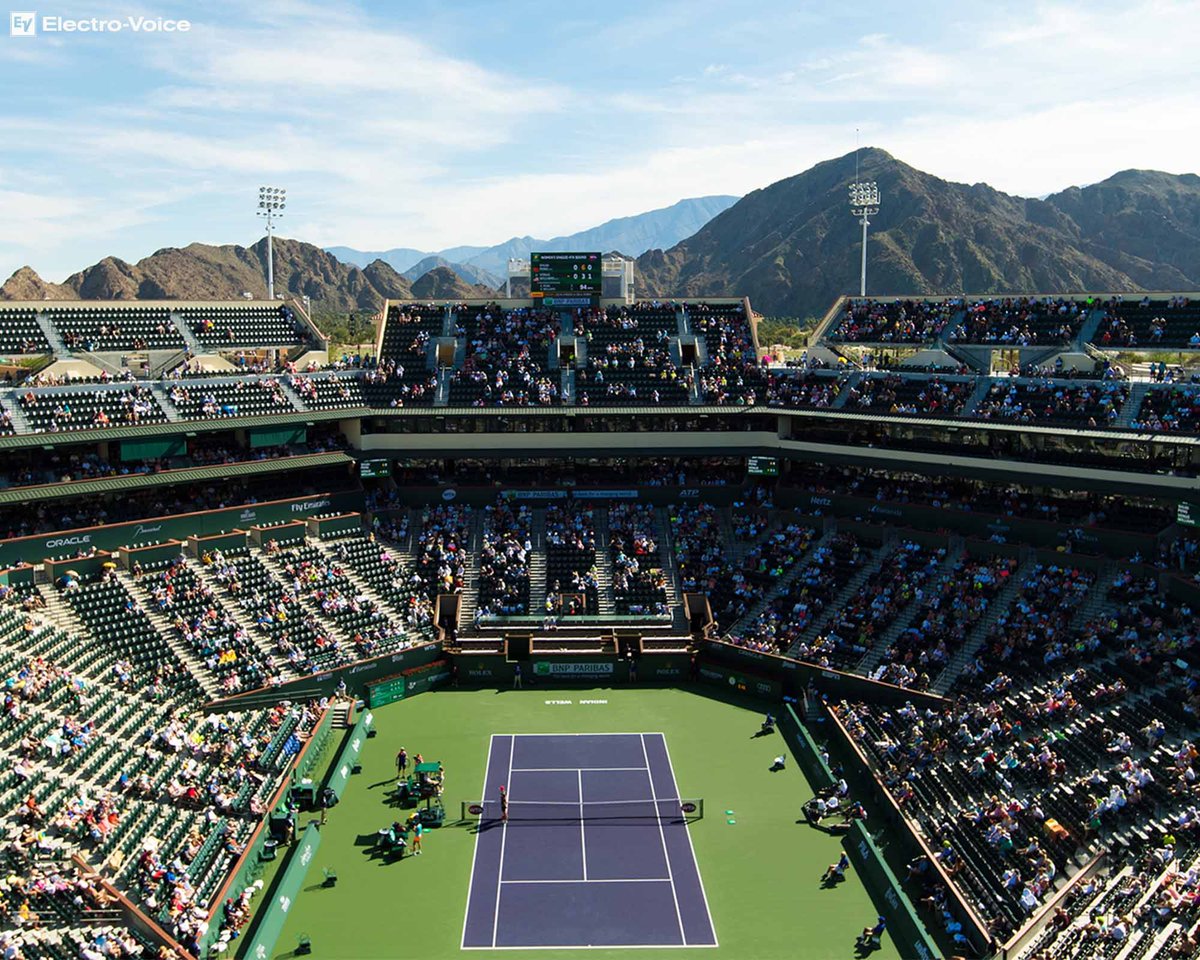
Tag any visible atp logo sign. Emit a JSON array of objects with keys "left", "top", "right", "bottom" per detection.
[{"left": 10, "top": 11, "right": 36, "bottom": 36}]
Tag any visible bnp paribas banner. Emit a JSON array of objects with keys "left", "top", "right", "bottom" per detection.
[
  {"left": 533, "top": 660, "right": 616, "bottom": 679},
  {"left": 0, "top": 490, "right": 364, "bottom": 568}
]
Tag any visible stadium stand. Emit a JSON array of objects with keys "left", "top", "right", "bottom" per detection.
[
  {"left": 44, "top": 306, "right": 182, "bottom": 352},
  {"left": 5, "top": 283, "right": 1200, "bottom": 960},
  {"left": 0, "top": 306, "right": 52, "bottom": 354},
  {"left": 178, "top": 304, "right": 306, "bottom": 347}
]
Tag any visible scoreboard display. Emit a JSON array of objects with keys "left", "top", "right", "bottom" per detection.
[
  {"left": 747, "top": 456, "right": 780, "bottom": 477},
  {"left": 359, "top": 458, "right": 391, "bottom": 478},
  {"left": 530, "top": 252, "right": 602, "bottom": 299}
]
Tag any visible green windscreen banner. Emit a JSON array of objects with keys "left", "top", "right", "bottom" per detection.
[
  {"left": 241, "top": 823, "right": 322, "bottom": 960},
  {"left": 118, "top": 437, "right": 185, "bottom": 462},
  {"left": 323, "top": 709, "right": 374, "bottom": 801},
  {"left": 249, "top": 426, "right": 307, "bottom": 448}
]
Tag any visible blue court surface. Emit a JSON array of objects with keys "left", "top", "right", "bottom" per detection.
[{"left": 461, "top": 733, "right": 717, "bottom": 950}]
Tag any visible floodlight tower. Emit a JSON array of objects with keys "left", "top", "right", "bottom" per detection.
[
  {"left": 257, "top": 186, "right": 287, "bottom": 300},
  {"left": 848, "top": 180, "right": 880, "bottom": 297}
]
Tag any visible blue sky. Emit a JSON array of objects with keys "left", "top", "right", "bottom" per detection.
[{"left": 0, "top": 0, "right": 1196, "bottom": 281}]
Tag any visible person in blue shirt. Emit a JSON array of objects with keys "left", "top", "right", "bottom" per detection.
[
  {"left": 822, "top": 851, "right": 850, "bottom": 882},
  {"left": 857, "top": 916, "right": 886, "bottom": 947}
]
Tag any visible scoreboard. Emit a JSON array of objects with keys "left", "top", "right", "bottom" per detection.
[
  {"left": 530, "top": 252, "right": 602, "bottom": 301},
  {"left": 747, "top": 456, "right": 779, "bottom": 477}
]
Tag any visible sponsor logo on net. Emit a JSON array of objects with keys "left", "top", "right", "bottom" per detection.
[{"left": 11, "top": 11, "right": 192, "bottom": 36}]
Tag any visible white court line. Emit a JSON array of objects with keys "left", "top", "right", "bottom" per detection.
[
  {"left": 490, "top": 735, "right": 516, "bottom": 949},
  {"left": 656, "top": 733, "right": 719, "bottom": 948},
  {"left": 510, "top": 766, "right": 649, "bottom": 772},
  {"left": 640, "top": 733, "right": 686, "bottom": 947},
  {"left": 578, "top": 768, "right": 587, "bottom": 881},
  {"left": 463, "top": 944, "right": 716, "bottom": 951},
  {"left": 490, "top": 732, "right": 666, "bottom": 737},
  {"left": 460, "top": 733, "right": 496, "bottom": 951},
  {"left": 501, "top": 878, "right": 673, "bottom": 884}
]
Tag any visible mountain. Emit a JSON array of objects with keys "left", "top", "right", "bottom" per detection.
[
  {"left": 324, "top": 195, "right": 739, "bottom": 285},
  {"left": 2, "top": 238, "right": 413, "bottom": 314},
  {"left": 409, "top": 266, "right": 493, "bottom": 300},
  {"left": 7, "top": 157, "right": 1199, "bottom": 320},
  {"left": 635, "top": 149, "right": 1200, "bottom": 318},
  {"left": 401, "top": 255, "right": 502, "bottom": 289},
  {"left": 1043, "top": 169, "right": 1200, "bottom": 290},
  {"left": 325, "top": 245, "right": 429, "bottom": 274}
]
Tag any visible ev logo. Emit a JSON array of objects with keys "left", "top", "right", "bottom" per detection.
[{"left": 10, "top": 11, "right": 37, "bottom": 36}]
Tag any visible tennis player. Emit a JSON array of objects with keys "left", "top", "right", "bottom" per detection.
[{"left": 499, "top": 784, "right": 509, "bottom": 821}]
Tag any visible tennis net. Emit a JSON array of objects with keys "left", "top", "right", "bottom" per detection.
[{"left": 461, "top": 797, "right": 703, "bottom": 823}]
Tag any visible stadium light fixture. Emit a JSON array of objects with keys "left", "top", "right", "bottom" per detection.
[
  {"left": 848, "top": 180, "right": 880, "bottom": 298},
  {"left": 257, "top": 186, "right": 287, "bottom": 300}
]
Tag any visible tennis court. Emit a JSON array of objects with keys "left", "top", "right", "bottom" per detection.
[{"left": 461, "top": 733, "right": 717, "bottom": 949}]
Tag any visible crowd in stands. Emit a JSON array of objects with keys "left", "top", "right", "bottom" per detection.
[
  {"left": 1133, "top": 387, "right": 1200, "bottom": 434},
  {"left": 544, "top": 502, "right": 599, "bottom": 616},
  {"left": 670, "top": 503, "right": 748, "bottom": 625},
  {"left": 475, "top": 500, "right": 532, "bottom": 618},
  {"left": 948, "top": 297, "right": 1091, "bottom": 345},
  {"left": 846, "top": 374, "right": 974, "bottom": 417},
  {"left": 832, "top": 299, "right": 955, "bottom": 343},
  {"left": 451, "top": 305, "right": 560, "bottom": 406},
  {"left": 608, "top": 503, "right": 669, "bottom": 616},
  {"left": 765, "top": 372, "right": 846, "bottom": 408},
  {"left": 974, "top": 381, "right": 1129, "bottom": 427},
  {"left": 412, "top": 504, "right": 472, "bottom": 600}
]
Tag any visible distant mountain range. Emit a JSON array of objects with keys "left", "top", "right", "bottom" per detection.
[
  {"left": 0, "top": 238, "right": 490, "bottom": 313},
  {"left": 4, "top": 154, "right": 1197, "bottom": 321},
  {"left": 326, "top": 195, "right": 739, "bottom": 288},
  {"left": 633, "top": 148, "right": 1200, "bottom": 318}
]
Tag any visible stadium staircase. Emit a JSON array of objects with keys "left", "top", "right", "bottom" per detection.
[
  {"left": 855, "top": 536, "right": 967, "bottom": 674},
  {"left": 1067, "top": 560, "right": 1119, "bottom": 632},
  {"left": 275, "top": 378, "right": 308, "bottom": 413},
  {"left": 654, "top": 506, "right": 686, "bottom": 627},
  {"left": 593, "top": 510, "right": 615, "bottom": 616},
  {"left": 561, "top": 367, "right": 575, "bottom": 404},
  {"left": 39, "top": 585, "right": 92, "bottom": 645},
  {"left": 435, "top": 369, "right": 451, "bottom": 406},
  {"left": 456, "top": 510, "right": 485, "bottom": 629},
  {"left": 79, "top": 351, "right": 128, "bottom": 378},
  {"left": 829, "top": 372, "right": 861, "bottom": 408},
  {"left": 147, "top": 382, "right": 183, "bottom": 422},
  {"left": 1, "top": 395, "right": 33, "bottom": 433},
  {"left": 959, "top": 376, "right": 997, "bottom": 418},
  {"left": 115, "top": 569, "right": 222, "bottom": 700},
  {"left": 528, "top": 508, "right": 548, "bottom": 617},
  {"left": 1076, "top": 306, "right": 1108, "bottom": 348},
  {"left": 783, "top": 539, "right": 891, "bottom": 660},
  {"left": 33, "top": 309, "right": 68, "bottom": 356},
  {"left": 1115, "top": 381, "right": 1151, "bottom": 429},
  {"left": 932, "top": 548, "right": 1033, "bottom": 694},
  {"left": 676, "top": 304, "right": 690, "bottom": 336},
  {"left": 168, "top": 311, "right": 204, "bottom": 356}
]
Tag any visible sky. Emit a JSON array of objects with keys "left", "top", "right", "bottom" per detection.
[{"left": 0, "top": 0, "right": 1196, "bottom": 281}]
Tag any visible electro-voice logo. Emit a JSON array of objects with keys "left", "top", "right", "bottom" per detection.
[
  {"left": 10, "top": 11, "right": 36, "bottom": 35},
  {"left": 9, "top": 11, "right": 192, "bottom": 36}
]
